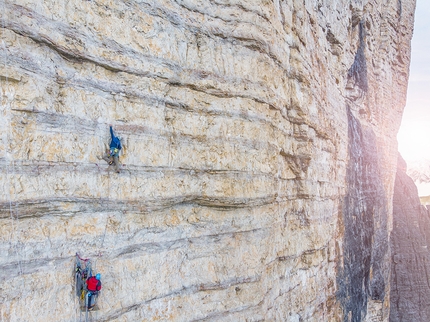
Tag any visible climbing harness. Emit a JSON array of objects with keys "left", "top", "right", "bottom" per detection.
[{"left": 110, "top": 148, "right": 119, "bottom": 156}]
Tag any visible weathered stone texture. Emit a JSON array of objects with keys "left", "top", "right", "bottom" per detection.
[
  {"left": 390, "top": 155, "right": 430, "bottom": 322},
  {"left": 0, "top": 0, "right": 415, "bottom": 321}
]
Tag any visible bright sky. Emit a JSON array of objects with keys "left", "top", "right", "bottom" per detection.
[{"left": 397, "top": 0, "right": 430, "bottom": 162}]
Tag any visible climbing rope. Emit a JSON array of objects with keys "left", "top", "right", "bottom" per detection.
[
  {"left": 2, "top": 2, "right": 23, "bottom": 278},
  {"left": 99, "top": 166, "right": 110, "bottom": 250},
  {"left": 4, "top": 83, "right": 20, "bottom": 264},
  {"left": 93, "top": 138, "right": 112, "bottom": 322},
  {"left": 2, "top": 10, "right": 26, "bottom": 322}
]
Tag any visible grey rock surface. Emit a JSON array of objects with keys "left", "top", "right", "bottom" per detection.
[{"left": 0, "top": 0, "right": 416, "bottom": 321}]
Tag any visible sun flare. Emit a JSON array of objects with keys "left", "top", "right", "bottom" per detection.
[{"left": 398, "top": 124, "right": 430, "bottom": 162}]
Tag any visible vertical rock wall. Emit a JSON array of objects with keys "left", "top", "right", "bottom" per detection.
[
  {"left": 338, "top": 107, "right": 388, "bottom": 322},
  {"left": 390, "top": 155, "right": 430, "bottom": 321},
  {"left": 0, "top": 0, "right": 415, "bottom": 321}
]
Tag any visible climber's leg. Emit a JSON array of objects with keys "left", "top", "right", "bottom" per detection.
[
  {"left": 113, "top": 155, "right": 120, "bottom": 173},
  {"left": 102, "top": 152, "right": 113, "bottom": 165}
]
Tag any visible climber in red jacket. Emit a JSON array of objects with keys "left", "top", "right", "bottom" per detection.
[
  {"left": 86, "top": 273, "right": 102, "bottom": 292},
  {"left": 85, "top": 273, "right": 102, "bottom": 309}
]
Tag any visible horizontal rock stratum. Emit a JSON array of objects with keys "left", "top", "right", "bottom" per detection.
[{"left": 0, "top": 0, "right": 416, "bottom": 321}]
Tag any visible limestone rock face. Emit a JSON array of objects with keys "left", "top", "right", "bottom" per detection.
[
  {"left": 390, "top": 155, "right": 430, "bottom": 321},
  {"left": 0, "top": 0, "right": 415, "bottom": 321}
]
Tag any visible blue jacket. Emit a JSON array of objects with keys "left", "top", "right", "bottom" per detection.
[{"left": 109, "top": 126, "right": 122, "bottom": 153}]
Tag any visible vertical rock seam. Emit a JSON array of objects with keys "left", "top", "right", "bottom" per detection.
[{"left": 338, "top": 107, "right": 388, "bottom": 322}]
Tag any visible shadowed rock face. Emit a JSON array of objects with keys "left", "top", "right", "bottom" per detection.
[
  {"left": 338, "top": 107, "right": 388, "bottom": 322},
  {"left": 0, "top": 0, "right": 415, "bottom": 321},
  {"left": 336, "top": 20, "right": 390, "bottom": 321},
  {"left": 390, "top": 155, "right": 430, "bottom": 322}
]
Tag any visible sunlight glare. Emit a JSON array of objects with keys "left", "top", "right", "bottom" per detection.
[{"left": 398, "top": 124, "right": 430, "bottom": 162}]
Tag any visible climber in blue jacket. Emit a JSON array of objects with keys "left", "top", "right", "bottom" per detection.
[{"left": 100, "top": 125, "right": 122, "bottom": 173}]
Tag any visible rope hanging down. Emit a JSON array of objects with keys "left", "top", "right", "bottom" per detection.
[{"left": 2, "top": 5, "right": 23, "bottom": 278}]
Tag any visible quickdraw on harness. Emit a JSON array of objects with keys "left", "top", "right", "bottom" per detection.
[{"left": 108, "top": 148, "right": 119, "bottom": 165}]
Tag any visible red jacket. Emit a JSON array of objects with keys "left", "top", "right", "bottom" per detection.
[{"left": 86, "top": 276, "right": 102, "bottom": 292}]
